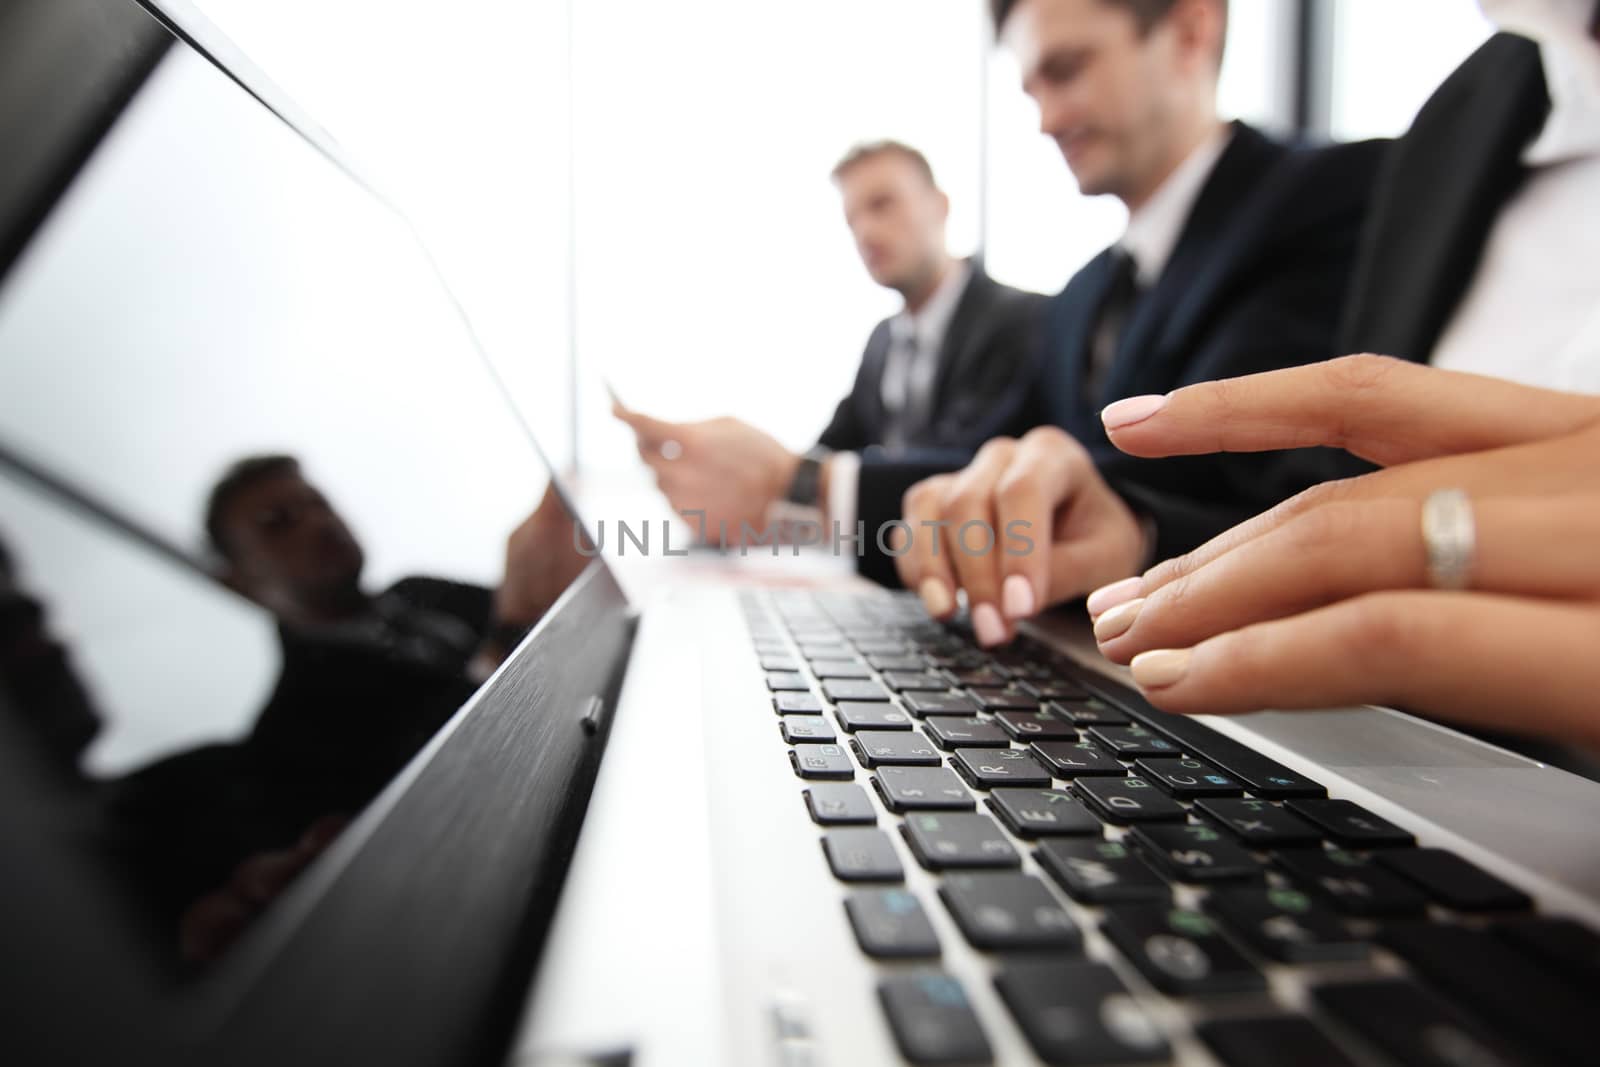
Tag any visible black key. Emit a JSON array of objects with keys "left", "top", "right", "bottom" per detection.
[
  {"left": 822, "top": 678, "right": 891, "bottom": 703},
  {"left": 993, "top": 710, "right": 1077, "bottom": 741},
  {"left": 1035, "top": 838, "right": 1169, "bottom": 904},
  {"left": 1374, "top": 848, "right": 1531, "bottom": 911},
  {"left": 939, "top": 872, "right": 1078, "bottom": 951},
  {"left": 1286, "top": 799, "right": 1414, "bottom": 847},
  {"left": 1496, "top": 916, "right": 1600, "bottom": 986},
  {"left": 822, "top": 829, "right": 903, "bottom": 882},
  {"left": 877, "top": 973, "right": 992, "bottom": 1066},
  {"left": 968, "top": 686, "right": 1037, "bottom": 711},
  {"left": 948, "top": 667, "right": 1010, "bottom": 687},
  {"left": 834, "top": 701, "right": 913, "bottom": 732},
  {"left": 951, "top": 747, "right": 1052, "bottom": 790},
  {"left": 1073, "top": 776, "right": 1186, "bottom": 824},
  {"left": 845, "top": 889, "right": 940, "bottom": 958},
  {"left": 1313, "top": 980, "right": 1528, "bottom": 1067},
  {"left": 809, "top": 658, "right": 873, "bottom": 679},
  {"left": 1087, "top": 724, "right": 1182, "bottom": 758},
  {"left": 850, "top": 730, "right": 942, "bottom": 768},
  {"left": 874, "top": 767, "right": 975, "bottom": 812},
  {"left": 1077, "top": 676, "right": 1326, "bottom": 797},
  {"left": 789, "top": 743, "right": 854, "bottom": 780},
  {"left": 766, "top": 671, "right": 809, "bottom": 691},
  {"left": 922, "top": 716, "right": 1010, "bottom": 750},
  {"left": 780, "top": 716, "right": 836, "bottom": 743},
  {"left": 803, "top": 783, "right": 876, "bottom": 825},
  {"left": 759, "top": 655, "right": 799, "bottom": 672},
  {"left": 1136, "top": 757, "right": 1244, "bottom": 798},
  {"left": 903, "top": 691, "right": 981, "bottom": 717},
  {"left": 773, "top": 691, "right": 823, "bottom": 715},
  {"left": 986, "top": 788, "right": 1100, "bottom": 838},
  {"left": 1101, "top": 902, "right": 1265, "bottom": 995},
  {"left": 1046, "top": 696, "right": 1129, "bottom": 725},
  {"left": 1379, "top": 921, "right": 1589, "bottom": 1066},
  {"left": 882, "top": 671, "right": 949, "bottom": 692},
  {"left": 1031, "top": 740, "right": 1125, "bottom": 777},
  {"left": 995, "top": 960, "right": 1168, "bottom": 1066},
  {"left": 902, "top": 812, "right": 1019, "bottom": 870},
  {"left": 853, "top": 640, "right": 909, "bottom": 655},
  {"left": 1205, "top": 887, "right": 1367, "bottom": 963},
  {"left": 1195, "top": 797, "right": 1322, "bottom": 847},
  {"left": 1273, "top": 849, "right": 1426, "bottom": 917},
  {"left": 1196, "top": 1016, "right": 1360, "bottom": 1067},
  {"left": 1019, "top": 678, "right": 1095, "bottom": 701},
  {"left": 1130, "top": 823, "right": 1263, "bottom": 883},
  {"left": 869, "top": 654, "right": 927, "bottom": 672}
]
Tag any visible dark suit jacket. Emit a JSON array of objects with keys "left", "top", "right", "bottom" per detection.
[
  {"left": 855, "top": 123, "right": 1393, "bottom": 586},
  {"left": 1338, "top": 33, "right": 1551, "bottom": 361},
  {"left": 816, "top": 263, "right": 1046, "bottom": 453}
]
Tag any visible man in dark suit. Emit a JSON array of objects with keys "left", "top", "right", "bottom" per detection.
[
  {"left": 613, "top": 142, "right": 1045, "bottom": 547},
  {"left": 890, "top": 0, "right": 1391, "bottom": 644}
]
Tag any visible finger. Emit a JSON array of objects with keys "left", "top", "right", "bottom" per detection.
[
  {"left": 1139, "top": 424, "right": 1600, "bottom": 598},
  {"left": 939, "top": 442, "right": 1016, "bottom": 645},
  {"left": 1102, "top": 493, "right": 1600, "bottom": 662},
  {"left": 896, "top": 475, "right": 958, "bottom": 619},
  {"left": 992, "top": 429, "right": 1076, "bottom": 622},
  {"left": 1127, "top": 591, "right": 1600, "bottom": 748},
  {"left": 614, "top": 406, "right": 683, "bottom": 448},
  {"left": 1102, "top": 355, "right": 1600, "bottom": 468}
]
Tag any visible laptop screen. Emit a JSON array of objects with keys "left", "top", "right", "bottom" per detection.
[{"left": 0, "top": 3, "right": 595, "bottom": 981}]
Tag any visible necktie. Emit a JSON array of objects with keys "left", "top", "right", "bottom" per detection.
[
  {"left": 881, "top": 328, "right": 924, "bottom": 451},
  {"left": 1086, "top": 249, "right": 1141, "bottom": 402}
]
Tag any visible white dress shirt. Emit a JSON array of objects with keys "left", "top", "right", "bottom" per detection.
[
  {"left": 1429, "top": 2, "right": 1600, "bottom": 393},
  {"left": 828, "top": 127, "right": 1233, "bottom": 545},
  {"left": 878, "top": 259, "right": 972, "bottom": 444}
]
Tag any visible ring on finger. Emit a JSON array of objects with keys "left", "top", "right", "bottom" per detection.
[{"left": 1421, "top": 488, "right": 1475, "bottom": 591}]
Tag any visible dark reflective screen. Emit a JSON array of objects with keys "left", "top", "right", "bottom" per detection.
[{"left": 0, "top": 26, "right": 592, "bottom": 973}]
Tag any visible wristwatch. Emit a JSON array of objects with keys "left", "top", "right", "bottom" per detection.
[{"left": 784, "top": 449, "right": 828, "bottom": 509}]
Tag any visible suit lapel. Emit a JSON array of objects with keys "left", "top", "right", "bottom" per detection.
[
  {"left": 1098, "top": 123, "right": 1280, "bottom": 406},
  {"left": 1048, "top": 251, "right": 1118, "bottom": 416},
  {"left": 858, "top": 321, "right": 894, "bottom": 440},
  {"left": 1338, "top": 33, "right": 1550, "bottom": 360}
]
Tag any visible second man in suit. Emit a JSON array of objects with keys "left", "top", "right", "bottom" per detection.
[{"left": 612, "top": 141, "right": 1045, "bottom": 547}]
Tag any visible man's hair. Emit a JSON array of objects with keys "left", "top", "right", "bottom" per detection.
[
  {"left": 831, "top": 140, "right": 938, "bottom": 188},
  {"left": 205, "top": 454, "right": 301, "bottom": 562},
  {"left": 990, "top": 0, "right": 1229, "bottom": 65}
]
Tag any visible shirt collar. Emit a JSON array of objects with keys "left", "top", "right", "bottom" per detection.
[
  {"left": 1119, "top": 124, "right": 1233, "bottom": 287},
  {"left": 889, "top": 258, "right": 972, "bottom": 350},
  {"left": 1485, "top": 0, "right": 1600, "bottom": 164}
]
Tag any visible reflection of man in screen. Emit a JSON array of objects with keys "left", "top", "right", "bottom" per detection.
[{"left": 205, "top": 454, "right": 588, "bottom": 679}]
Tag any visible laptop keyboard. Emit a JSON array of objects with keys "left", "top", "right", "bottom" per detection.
[{"left": 740, "top": 588, "right": 1595, "bottom": 1067}]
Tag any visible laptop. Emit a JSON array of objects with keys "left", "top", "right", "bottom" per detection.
[{"left": 2, "top": 2, "right": 1597, "bottom": 1065}]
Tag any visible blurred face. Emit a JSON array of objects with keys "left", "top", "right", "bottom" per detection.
[
  {"left": 838, "top": 152, "right": 950, "bottom": 297},
  {"left": 219, "top": 470, "right": 365, "bottom": 620},
  {"left": 1004, "top": 0, "right": 1215, "bottom": 206}
]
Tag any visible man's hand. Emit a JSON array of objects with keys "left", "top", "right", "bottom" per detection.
[
  {"left": 613, "top": 403, "right": 800, "bottom": 544},
  {"left": 495, "top": 482, "right": 592, "bottom": 633},
  {"left": 896, "top": 426, "right": 1146, "bottom": 647},
  {"left": 1086, "top": 355, "right": 1600, "bottom": 747}
]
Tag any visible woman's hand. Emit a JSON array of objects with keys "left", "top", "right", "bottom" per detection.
[{"left": 1088, "top": 355, "right": 1600, "bottom": 746}]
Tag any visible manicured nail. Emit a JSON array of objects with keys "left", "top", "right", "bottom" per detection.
[
  {"left": 1131, "top": 648, "right": 1191, "bottom": 689},
  {"left": 1086, "top": 576, "right": 1143, "bottom": 617},
  {"left": 972, "top": 603, "right": 1007, "bottom": 647},
  {"left": 1093, "top": 597, "right": 1144, "bottom": 642},
  {"left": 919, "top": 578, "right": 954, "bottom": 617},
  {"left": 1101, "top": 394, "right": 1166, "bottom": 431},
  {"left": 1002, "top": 574, "right": 1036, "bottom": 619}
]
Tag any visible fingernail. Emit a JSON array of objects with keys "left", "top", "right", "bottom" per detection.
[
  {"left": 1086, "top": 576, "right": 1143, "bottom": 617},
  {"left": 1092, "top": 597, "right": 1144, "bottom": 642},
  {"left": 972, "top": 603, "right": 1007, "bottom": 647},
  {"left": 919, "top": 578, "right": 953, "bottom": 617},
  {"left": 1131, "top": 648, "right": 1191, "bottom": 689},
  {"left": 1002, "top": 575, "right": 1036, "bottom": 619},
  {"left": 1101, "top": 394, "right": 1166, "bottom": 431}
]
